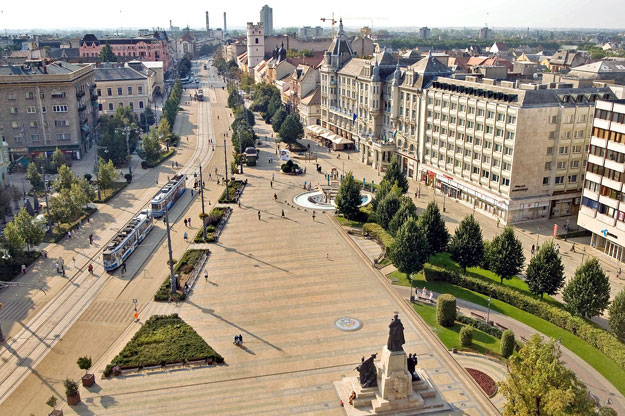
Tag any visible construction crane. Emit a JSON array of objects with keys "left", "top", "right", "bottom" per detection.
[{"left": 320, "top": 13, "right": 337, "bottom": 39}]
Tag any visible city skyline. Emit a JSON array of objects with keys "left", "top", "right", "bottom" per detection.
[{"left": 1, "top": 0, "right": 625, "bottom": 32}]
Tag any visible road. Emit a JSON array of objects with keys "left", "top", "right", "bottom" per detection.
[{"left": 0, "top": 59, "right": 233, "bottom": 414}]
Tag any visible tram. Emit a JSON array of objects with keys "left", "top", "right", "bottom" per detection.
[
  {"left": 102, "top": 210, "right": 154, "bottom": 271},
  {"left": 150, "top": 174, "right": 186, "bottom": 217}
]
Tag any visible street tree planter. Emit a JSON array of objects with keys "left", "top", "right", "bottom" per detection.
[
  {"left": 49, "top": 410, "right": 64, "bottom": 416},
  {"left": 67, "top": 393, "right": 81, "bottom": 406},
  {"left": 77, "top": 356, "right": 94, "bottom": 387},
  {"left": 63, "top": 379, "right": 80, "bottom": 406},
  {"left": 81, "top": 373, "right": 95, "bottom": 387}
]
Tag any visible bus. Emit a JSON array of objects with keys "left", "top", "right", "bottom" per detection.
[
  {"left": 103, "top": 210, "right": 153, "bottom": 271},
  {"left": 197, "top": 89, "right": 204, "bottom": 101},
  {"left": 150, "top": 174, "right": 186, "bottom": 217},
  {"left": 244, "top": 147, "right": 257, "bottom": 166}
]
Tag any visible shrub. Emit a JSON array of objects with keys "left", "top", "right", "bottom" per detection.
[
  {"left": 64, "top": 379, "right": 79, "bottom": 396},
  {"left": 437, "top": 294, "right": 456, "bottom": 327},
  {"left": 46, "top": 396, "right": 58, "bottom": 409},
  {"left": 362, "top": 223, "right": 394, "bottom": 250},
  {"left": 609, "top": 289, "right": 625, "bottom": 342},
  {"left": 460, "top": 326, "right": 473, "bottom": 347},
  {"left": 501, "top": 330, "right": 515, "bottom": 358},
  {"left": 456, "top": 314, "right": 503, "bottom": 338},
  {"left": 598, "top": 407, "right": 618, "bottom": 416},
  {"left": 280, "top": 159, "right": 300, "bottom": 173},
  {"left": 77, "top": 356, "right": 92, "bottom": 372}
]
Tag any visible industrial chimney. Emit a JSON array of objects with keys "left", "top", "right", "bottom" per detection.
[
  {"left": 206, "top": 12, "right": 209, "bottom": 31},
  {"left": 224, "top": 12, "right": 227, "bottom": 33}
]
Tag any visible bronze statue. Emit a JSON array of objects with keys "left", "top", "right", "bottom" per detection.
[
  {"left": 356, "top": 353, "right": 378, "bottom": 388},
  {"left": 387, "top": 314, "right": 405, "bottom": 352}
]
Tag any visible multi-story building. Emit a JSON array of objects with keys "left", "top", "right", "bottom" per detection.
[
  {"left": 420, "top": 78, "right": 612, "bottom": 222},
  {"left": 0, "top": 60, "right": 97, "bottom": 161},
  {"left": 79, "top": 32, "right": 171, "bottom": 72},
  {"left": 260, "top": 5, "right": 273, "bottom": 36},
  {"left": 94, "top": 66, "right": 149, "bottom": 118},
  {"left": 577, "top": 99, "right": 625, "bottom": 262},
  {"left": 419, "top": 27, "right": 431, "bottom": 40}
]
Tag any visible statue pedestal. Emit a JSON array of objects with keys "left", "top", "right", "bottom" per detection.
[{"left": 371, "top": 346, "right": 423, "bottom": 413}]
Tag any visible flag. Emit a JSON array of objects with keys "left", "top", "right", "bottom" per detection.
[
  {"left": 353, "top": 113, "right": 357, "bottom": 125},
  {"left": 393, "top": 128, "right": 398, "bottom": 138}
]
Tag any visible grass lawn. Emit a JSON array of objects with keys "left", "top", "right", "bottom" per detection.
[
  {"left": 413, "top": 302, "right": 502, "bottom": 357},
  {"left": 389, "top": 268, "right": 625, "bottom": 396},
  {"left": 335, "top": 216, "right": 365, "bottom": 229},
  {"left": 94, "top": 182, "right": 128, "bottom": 203},
  {"left": 103, "top": 314, "right": 222, "bottom": 376}
]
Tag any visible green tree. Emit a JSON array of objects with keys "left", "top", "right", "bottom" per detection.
[
  {"left": 436, "top": 294, "right": 456, "bottom": 327},
  {"left": 388, "top": 218, "right": 429, "bottom": 284},
  {"left": 271, "top": 107, "right": 287, "bottom": 132},
  {"left": 98, "top": 107, "right": 140, "bottom": 163},
  {"left": 12, "top": 207, "right": 44, "bottom": 252},
  {"left": 141, "top": 108, "right": 156, "bottom": 128},
  {"left": 98, "top": 43, "right": 116, "bottom": 62},
  {"left": 459, "top": 326, "right": 473, "bottom": 347},
  {"left": 487, "top": 226, "right": 525, "bottom": 284},
  {"left": 264, "top": 94, "right": 282, "bottom": 122},
  {"left": 178, "top": 55, "right": 192, "bottom": 78},
  {"left": 498, "top": 334, "right": 596, "bottom": 416},
  {"left": 97, "top": 158, "right": 118, "bottom": 195},
  {"left": 449, "top": 214, "right": 484, "bottom": 271},
  {"left": 76, "top": 178, "right": 96, "bottom": 204},
  {"left": 2, "top": 221, "right": 26, "bottom": 256},
  {"left": 51, "top": 148, "right": 66, "bottom": 172},
  {"left": 417, "top": 202, "right": 449, "bottom": 255},
  {"left": 375, "top": 192, "right": 402, "bottom": 230},
  {"left": 53, "top": 164, "right": 78, "bottom": 192},
  {"left": 609, "top": 289, "right": 625, "bottom": 342},
  {"left": 563, "top": 258, "right": 611, "bottom": 319},
  {"left": 0, "top": 187, "right": 13, "bottom": 221},
  {"left": 26, "top": 162, "right": 43, "bottom": 189},
  {"left": 138, "top": 128, "right": 162, "bottom": 163},
  {"left": 335, "top": 172, "right": 362, "bottom": 220},
  {"left": 279, "top": 114, "right": 304, "bottom": 150},
  {"left": 227, "top": 89, "right": 242, "bottom": 109},
  {"left": 383, "top": 156, "right": 409, "bottom": 193},
  {"left": 371, "top": 179, "right": 392, "bottom": 211},
  {"left": 49, "top": 187, "right": 84, "bottom": 229},
  {"left": 500, "top": 330, "right": 515, "bottom": 359},
  {"left": 388, "top": 197, "right": 417, "bottom": 236},
  {"left": 525, "top": 241, "right": 565, "bottom": 299}
]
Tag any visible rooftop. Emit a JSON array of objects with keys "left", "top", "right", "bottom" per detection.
[{"left": 94, "top": 67, "right": 147, "bottom": 82}]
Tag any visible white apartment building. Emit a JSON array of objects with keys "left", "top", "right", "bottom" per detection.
[
  {"left": 578, "top": 99, "right": 625, "bottom": 263},
  {"left": 94, "top": 67, "right": 149, "bottom": 118}
]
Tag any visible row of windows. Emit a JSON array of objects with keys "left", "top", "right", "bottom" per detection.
[
  {"left": 592, "top": 126, "right": 625, "bottom": 143},
  {"left": 595, "top": 108, "right": 625, "bottom": 124},
  {"left": 97, "top": 86, "right": 144, "bottom": 97},
  {"left": 429, "top": 110, "right": 517, "bottom": 124},
  {"left": 587, "top": 162, "right": 624, "bottom": 182},
  {"left": 589, "top": 144, "right": 625, "bottom": 163},
  {"left": 545, "top": 159, "right": 583, "bottom": 170},
  {"left": 543, "top": 175, "right": 578, "bottom": 185},
  {"left": 6, "top": 91, "right": 70, "bottom": 100},
  {"left": 11, "top": 133, "right": 71, "bottom": 143},
  {"left": 427, "top": 122, "right": 516, "bottom": 141},
  {"left": 425, "top": 149, "right": 512, "bottom": 171},
  {"left": 425, "top": 153, "right": 511, "bottom": 186},
  {"left": 99, "top": 101, "right": 145, "bottom": 111},
  {"left": 8, "top": 119, "right": 69, "bottom": 129},
  {"left": 5, "top": 104, "right": 69, "bottom": 115},
  {"left": 582, "top": 197, "right": 625, "bottom": 223}
]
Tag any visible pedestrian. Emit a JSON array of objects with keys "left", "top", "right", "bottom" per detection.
[
  {"left": 67, "top": 230, "right": 72, "bottom": 239},
  {"left": 184, "top": 218, "right": 188, "bottom": 227},
  {"left": 188, "top": 217, "right": 191, "bottom": 227},
  {"left": 556, "top": 244, "right": 560, "bottom": 254},
  {"left": 270, "top": 180, "right": 273, "bottom": 188},
  {"left": 497, "top": 218, "right": 500, "bottom": 228},
  {"left": 571, "top": 242, "right": 576, "bottom": 252},
  {"left": 281, "top": 209, "right": 285, "bottom": 218},
  {"left": 531, "top": 244, "right": 535, "bottom": 256},
  {"left": 72, "top": 256, "right": 76, "bottom": 268},
  {"left": 21, "top": 264, "right": 26, "bottom": 275},
  {"left": 89, "top": 233, "right": 93, "bottom": 245},
  {"left": 184, "top": 232, "right": 188, "bottom": 240},
  {"left": 204, "top": 270, "right": 208, "bottom": 282},
  {"left": 62, "top": 265, "right": 65, "bottom": 277},
  {"left": 274, "top": 193, "right": 277, "bottom": 202},
  {"left": 191, "top": 189, "right": 194, "bottom": 197},
  {"left": 312, "top": 210, "right": 316, "bottom": 221},
  {"left": 258, "top": 210, "right": 261, "bottom": 220},
  {"left": 88, "top": 264, "right": 93, "bottom": 274},
  {"left": 121, "top": 262, "right": 126, "bottom": 274},
  {"left": 55, "top": 262, "right": 60, "bottom": 273},
  {"left": 238, "top": 199, "right": 241, "bottom": 208},
  {"left": 272, "top": 173, "right": 274, "bottom": 181}
]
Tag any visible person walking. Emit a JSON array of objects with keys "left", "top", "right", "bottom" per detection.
[
  {"left": 272, "top": 173, "right": 274, "bottom": 181},
  {"left": 274, "top": 193, "right": 278, "bottom": 202},
  {"left": 312, "top": 210, "right": 316, "bottom": 221},
  {"left": 121, "top": 262, "right": 126, "bottom": 274},
  {"left": 281, "top": 209, "right": 285, "bottom": 218},
  {"left": 531, "top": 244, "right": 535, "bottom": 256},
  {"left": 258, "top": 210, "right": 261, "bottom": 220},
  {"left": 67, "top": 230, "right": 72, "bottom": 239},
  {"left": 184, "top": 231, "right": 188, "bottom": 241},
  {"left": 88, "top": 264, "right": 93, "bottom": 274},
  {"left": 188, "top": 217, "right": 191, "bottom": 227},
  {"left": 204, "top": 271, "right": 208, "bottom": 282},
  {"left": 270, "top": 181, "right": 273, "bottom": 188},
  {"left": 55, "top": 261, "right": 60, "bottom": 274},
  {"left": 89, "top": 233, "right": 93, "bottom": 245},
  {"left": 21, "top": 264, "right": 26, "bottom": 275},
  {"left": 72, "top": 256, "right": 76, "bottom": 268},
  {"left": 184, "top": 218, "right": 188, "bottom": 227}
]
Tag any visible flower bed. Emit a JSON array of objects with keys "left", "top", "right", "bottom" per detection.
[
  {"left": 194, "top": 207, "right": 231, "bottom": 243},
  {"left": 466, "top": 368, "right": 497, "bottom": 397},
  {"left": 103, "top": 314, "right": 222, "bottom": 377},
  {"left": 154, "top": 249, "right": 209, "bottom": 302},
  {"left": 218, "top": 180, "right": 244, "bottom": 203}
]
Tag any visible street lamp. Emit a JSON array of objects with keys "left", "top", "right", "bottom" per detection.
[
  {"left": 582, "top": 248, "right": 587, "bottom": 265},
  {"left": 164, "top": 206, "right": 176, "bottom": 297},
  {"left": 486, "top": 297, "right": 492, "bottom": 325},
  {"left": 199, "top": 164, "right": 206, "bottom": 240},
  {"left": 41, "top": 166, "right": 52, "bottom": 236},
  {"left": 115, "top": 125, "right": 140, "bottom": 177}
]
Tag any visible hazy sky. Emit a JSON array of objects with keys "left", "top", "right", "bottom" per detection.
[{"left": 1, "top": 0, "right": 624, "bottom": 31}]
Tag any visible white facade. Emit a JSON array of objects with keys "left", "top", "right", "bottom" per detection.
[{"left": 246, "top": 22, "right": 265, "bottom": 73}]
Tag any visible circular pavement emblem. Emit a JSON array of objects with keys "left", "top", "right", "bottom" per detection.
[{"left": 335, "top": 317, "right": 362, "bottom": 332}]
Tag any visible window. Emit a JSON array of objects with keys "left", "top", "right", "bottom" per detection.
[
  {"left": 575, "top": 129, "right": 585, "bottom": 138},
  {"left": 503, "top": 162, "right": 511, "bottom": 171},
  {"left": 52, "top": 105, "right": 68, "bottom": 112},
  {"left": 467, "top": 121, "right": 474, "bottom": 129},
  {"left": 97, "top": 89, "right": 101, "bottom": 97},
  {"left": 51, "top": 91, "right": 65, "bottom": 99},
  {"left": 482, "top": 170, "right": 490, "bottom": 179},
  {"left": 491, "top": 173, "right": 499, "bottom": 182},
  {"left": 578, "top": 114, "right": 586, "bottom": 123},
  {"left": 118, "top": 102, "right": 123, "bottom": 108},
  {"left": 572, "top": 145, "right": 582, "bottom": 153},
  {"left": 559, "top": 146, "right": 569, "bottom": 154},
  {"left": 11, "top": 121, "right": 20, "bottom": 128},
  {"left": 549, "top": 131, "right": 556, "bottom": 139},
  {"left": 547, "top": 146, "right": 554, "bottom": 155},
  {"left": 139, "top": 101, "right": 144, "bottom": 109},
  {"left": 550, "top": 115, "right": 558, "bottom": 124},
  {"left": 138, "top": 86, "right": 143, "bottom": 94},
  {"left": 14, "top": 136, "right": 23, "bottom": 143},
  {"left": 255, "top": 38, "right": 259, "bottom": 44},
  {"left": 129, "top": 102, "right": 134, "bottom": 109},
  {"left": 475, "top": 138, "right": 482, "bottom": 146},
  {"left": 107, "top": 88, "right": 112, "bottom": 96},
  {"left": 545, "top": 162, "right": 552, "bottom": 170},
  {"left": 10, "top": 107, "right": 18, "bottom": 114},
  {"left": 497, "top": 113, "right": 505, "bottom": 122},
  {"left": 54, "top": 120, "right": 69, "bottom": 127},
  {"left": 31, "top": 134, "right": 39, "bottom": 142},
  {"left": 42, "top": 106, "right": 46, "bottom": 113},
  {"left": 568, "top": 175, "right": 578, "bottom": 183},
  {"left": 128, "top": 87, "right": 133, "bottom": 95},
  {"left": 29, "top": 121, "right": 37, "bottom": 128},
  {"left": 7, "top": 93, "right": 16, "bottom": 100},
  {"left": 570, "top": 160, "right": 580, "bottom": 168},
  {"left": 26, "top": 106, "right": 36, "bottom": 114},
  {"left": 117, "top": 87, "right": 122, "bottom": 96},
  {"left": 492, "top": 159, "right": 501, "bottom": 167},
  {"left": 482, "top": 155, "right": 491, "bottom": 164},
  {"left": 25, "top": 91, "right": 34, "bottom": 99},
  {"left": 56, "top": 133, "right": 71, "bottom": 141},
  {"left": 464, "top": 162, "right": 470, "bottom": 171},
  {"left": 501, "top": 177, "right": 510, "bottom": 186},
  {"left": 108, "top": 103, "right": 114, "bottom": 111},
  {"left": 494, "top": 143, "right": 502, "bottom": 153},
  {"left": 486, "top": 126, "right": 493, "bottom": 134},
  {"left": 543, "top": 177, "right": 550, "bottom": 185},
  {"left": 496, "top": 128, "right": 504, "bottom": 137},
  {"left": 476, "top": 123, "right": 484, "bottom": 131},
  {"left": 484, "top": 141, "right": 492, "bottom": 149},
  {"left": 555, "top": 176, "right": 565, "bottom": 184},
  {"left": 557, "top": 161, "right": 567, "bottom": 169},
  {"left": 487, "top": 111, "right": 494, "bottom": 119},
  {"left": 477, "top": 109, "right": 485, "bottom": 116},
  {"left": 472, "top": 166, "right": 480, "bottom": 174}
]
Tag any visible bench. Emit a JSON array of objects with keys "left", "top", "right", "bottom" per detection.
[
  {"left": 494, "top": 322, "right": 508, "bottom": 331},
  {"left": 520, "top": 335, "right": 529, "bottom": 343},
  {"left": 470, "top": 311, "right": 486, "bottom": 321},
  {"left": 187, "top": 359, "right": 207, "bottom": 366},
  {"left": 418, "top": 296, "right": 434, "bottom": 304}
]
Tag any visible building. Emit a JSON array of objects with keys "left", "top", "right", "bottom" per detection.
[
  {"left": 260, "top": 5, "right": 274, "bottom": 36},
  {"left": 299, "top": 26, "right": 324, "bottom": 39},
  {"left": 94, "top": 66, "right": 149, "bottom": 118},
  {"left": 419, "top": 27, "right": 431, "bottom": 40},
  {"left": 577, "top": 99, "right": 625, "bottom": 262},
  {"left": 479, "top": 27, "right": 491, "bottom": 40},
  {"left": 247, "top": 22, "right": 265, "bottom": 75},
  {"left": 0, "top": 139, "right": 10, "bottom": 188},
  {"left": 0, "top": 60, "right": 97, "bottom": 161},
  {"left": 177, "top": 30, "right": 195, "bottom": 60},
  {"left": 126, "top": 61, "right": 164, "bottom": 100},
  {"left": 79, "top": 32, "right": 171, "bottom": 72},
  {"left": 568, "top": 60, "right": 625, "bottom": 84},
  {"left": 549, "top": 49, "right": 590, "bottom": 73}
]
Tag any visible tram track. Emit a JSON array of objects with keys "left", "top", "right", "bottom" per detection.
[{"left": 0, "top": 62, "right": 217, "bottom": 404}]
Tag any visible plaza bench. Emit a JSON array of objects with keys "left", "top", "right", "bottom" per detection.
[
  {"left": 494, "top": 322, "right": 508, "bottom": 331},
  {"left": 470, "top": 311, "right": 486, "bottom": 321}
]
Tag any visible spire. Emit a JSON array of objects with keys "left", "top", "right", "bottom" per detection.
[
  {"left": 392, "top": 57, "right": 402, "bottom": 86},
  {"left": 338, "top": 18, "right": 345, "bottom": 38}
]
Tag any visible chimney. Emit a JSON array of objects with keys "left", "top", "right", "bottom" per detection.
[
  {"left": 224, "top": 12, "right": 227, "bottom": 33},
  {"left": 206, "top": 12, "right": 209, "bottom": 31}
]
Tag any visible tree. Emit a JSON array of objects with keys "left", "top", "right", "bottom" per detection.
[
  {"left": 12, "top": 207, "right": 44, "bottom": 252},
  {"left": 498, "top": 334, "right": 596, "bottom": 416},
  {"left": 383, "top": 156, "right": 409, "bottom": 193},
  {"left": 178, "top": 55, "right": 192, "bottom": 78},
  {"left": 53, "top": 164, "right": 78, "bottom": 192},
  {"left": 49, "top": 187, "right": 84, "bottom": 228},
  {"left": 2, "top": 221, "right": 26, "bottom": 256},
  {"left": 371, "top": 179, "right": 392, "bottom": 211},
  {"left": 157, "top": 117, "right": 172, "bottom": 148},
  {"left": 264, "top": 94, "right": 282, "bottom": 122},
  {"left": 142, "top": 108, "right": 156, "bottom": 128},
  {"left": 99, "top": 43, "right": 116, "bottom": 62},
  {"left": 609, "top": 289, "right": 625, "bottom": 342},
  {"left": 375, "top": 192, "right": 402, "bottom": 230},
  {"left": 388, "top": 197, "right": 417, "bottom": 236},
  {"left": 417, "top": 202, "right": 449, "bottom": 255},
  {"left": 26, "top": 162, "right": 43, "bottom": 190},
  {"left": 271, "top": 107, "right": 287, "bottom": 132},
  {"left": 459, "top": 326, "right": 473, "bottom": 347},
  {"left": 76, "top": 179, "right": 96, "bottom": 205},
  {"left": 487, "top": 226, "right": 525, "bottom": 284},
  {"left": 563, "top": 258, "right": 611, "bottom": 319},
  {"left": 138, "top": 128, "right": 163, "bottom": 163},
  {"left": 388, "top": 218, "right": 429, "bottom": 284},
  {"left": 279, "top": 114, "right": 304, "bottom": 149},
  {"left": 98, "top": 107, "right": 140, "bottom": 163},
  {"left": 97, "top": 158, "right": 118, "bottom": 196},
  {"left": 77, "top": 356, "right": 92, "bottom": 374},
  {"left": 525, "top": 241, "right": 565, "bottom": 299},
  {"left": 51, "top": 148, "right": 66, "bottom": 172},
  {"left": 46, "top": 396, "right": 58, "bottom": 411},
  {"left": 500, "top": 330, "right": 515, "bottom": 358},
  {"left": 0, "top": 186, "right": 13, "bottom": 221},
  {"left": 227, "top": 89, "right": 242, "bottom": 109},
  {"left": 335, "top": 172, "right": 362, "bottom": 220},
  {"left": 436, "top": 294, "right": 456, "bottom": 327},
  {"left": 449, "top": 214, "right": 484, "bottom": 271}
]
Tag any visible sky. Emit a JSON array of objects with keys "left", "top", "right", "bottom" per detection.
[{"left": 1, "top": 0, "right": 624, "bottom": 32}]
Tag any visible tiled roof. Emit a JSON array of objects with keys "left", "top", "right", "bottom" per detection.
[{"left": 94, "top": 67, "right": 147, "bottom": 81}]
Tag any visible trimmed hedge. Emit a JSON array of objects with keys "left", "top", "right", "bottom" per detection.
[
  {"left": 456, "top": 314, "right": 503, "bottom": 339},
  {"left": 218, "top": 180, "right": 244, "bottom": 203},
  {"left": 460, "top": 326, "right": 473, "bottom": 347},
  {"left": 363, "top": 223, "right": 394, "bottom": 250},
  {"left": 437, "top": 294, "right": 456, "bottom": 327},
  {"left": 424, "top": 264, "right": 625, "bottom": 372},
  {"left": 501, "top": 329, "right": 515, "bottom": 358}
]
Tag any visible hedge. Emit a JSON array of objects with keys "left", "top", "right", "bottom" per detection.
[
  {"left": 424, "top": 264, "right": 625, "bottom": 371},
  {"left": 456, "top": 314, "right": 503, "bottom": 339},
  {"left": 437, "top": 294, "right": 456, "bottom": 327},
  {"left": 363, "top": 223, "right": 394, "bottom": 250},
  {"left": 218, "top": 180, "right": 244, "bottom": 203},
  {"left": 501, "top": 329, "right": 515, "bottom": 358},
  {"left": 460, "top": 326, "right": 473, "bottom": 347}
]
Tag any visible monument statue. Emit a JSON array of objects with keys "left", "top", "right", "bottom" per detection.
[
  {"left": 387, "top": 314, "right": 405, "bottom": 352},
  {"left": 356, "top": 353, "right": 378, "bottom": 388}
]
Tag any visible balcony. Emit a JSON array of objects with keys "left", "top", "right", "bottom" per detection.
[
  {"left": 78, "top": 105, "right": 87, "bottom": 113},
  {"left": 76, "top": 91, "right": 85, "bottom": 99}
]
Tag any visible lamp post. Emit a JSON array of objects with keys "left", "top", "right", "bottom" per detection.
[
  {"left": 42, "top": 166, "right": 51, "bottom": 237},
  {"left": 200, "top": 164, "right": 206, "bottom": 240},
  {"left": 582, "top": 247, "right": 586, "bottom": 265},
  {"left": 486, "top": 297, "right": 492, "bottom": 325},
  {"left": 224, "top": 138, "right": 229, "bottom": 201},
  {"left": 165, "top": 207, "right": 176, "bottom": 296}
]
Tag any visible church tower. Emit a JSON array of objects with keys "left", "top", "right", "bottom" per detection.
[{"left": 247, "top": 22, "right": 265, "bottom": 72}]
